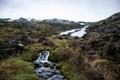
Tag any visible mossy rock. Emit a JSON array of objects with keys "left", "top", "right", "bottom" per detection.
[
  {"left": 13, "top": 73, "right": 39, "bottom": 80},
  {"left": 60, "top": 61, "right": 88, "bottom": 80},
  {"left": 20, "top": 44, "right": 53, "bottom": 62},
  {"left": 0, "top": 58, "right": 39, "bottom": 80},
  {"left": 49, "top": 47, "right": 71, "bottom": 62}
]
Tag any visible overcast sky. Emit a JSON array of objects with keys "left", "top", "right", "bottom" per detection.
[{"left": 0, "top": 0, "right": 120, "bottom": 22}]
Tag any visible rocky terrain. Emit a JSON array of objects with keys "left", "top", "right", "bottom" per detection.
[
  {"left": 49, "top": 12, "right": 120, "bottom": 80},
  {"left": 0, "top": 12, "right": 120, "bottom": 80},
  {"left": 0, "top": 18, "right": 83, "bottom": 80}
]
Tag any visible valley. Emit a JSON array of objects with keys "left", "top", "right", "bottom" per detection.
[{"left": 0, "top": 12, "right": 120, "bottom": 80}]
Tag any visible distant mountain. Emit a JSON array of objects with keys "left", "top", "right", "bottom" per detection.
[
  {"left": 0, "top": 17, "right": 88, "bottom": 31},
  {"left": 41, "top": 18, "right": 77, "bottom": 24},
  {"left": 0, "top": 18, "right": 11, "bottom": 22},
  {"left": 40, "top": 18, "right": 86, "bottom": 31}
]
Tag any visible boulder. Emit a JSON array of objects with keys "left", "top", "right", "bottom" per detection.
[
  {"left": 73, "top": 36, "right": 79, "bottom": 39},
  {"left": 16, "top": 43, "right": 24, "bottom": 50},
  {"left": 21, "top": 34, "right": 31, "bottom": 43},
  {"left": 43, "top": 41, "right": 55, "bottom": 47},
  {"left": 38, "top": 37, "right": 48, "bottom": 43}
]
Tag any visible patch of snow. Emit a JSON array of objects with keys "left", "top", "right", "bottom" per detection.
[
  {"left": 80, "top": 23, "right": 85, "bottom": 25},
  {"left": 60, "top": 28, "right": 80, "bottom": 35},
  {"left": 17, "top": 43, "right": 24, "bottom": 47},
  {"left": 71, "top": 26, "right": 88, "bottom": 38}
]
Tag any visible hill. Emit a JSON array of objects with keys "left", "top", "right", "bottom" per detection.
[
  {"left": 49, "top": 12, "right": 120, "bottom": 80},
  {"left": 0, "top": 12, "right": 120, "bottom": 80}
]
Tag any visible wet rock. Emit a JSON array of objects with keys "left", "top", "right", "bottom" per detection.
[
  {"left": 73, "top": 36, "right": 79, "bottom": 39},
  {"left": 8, "top": 39, "right": 18, "bottom": 44},
  {"left": 48, "top": 74, "right": 67, "bottom": 80},
  {"left": 57, "top": 36, "right": 64, "bottom": 40},
  {"left": 34, "top": 51, "right": 67, "bottom": 80},
  {"left": 43, "top": 62, "right": 51, "bottom": 67},
  {"left": 16, "top": 43, "right": 24, "bottom": 50}
]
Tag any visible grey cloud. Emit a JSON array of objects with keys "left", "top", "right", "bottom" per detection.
[{"left": 0, "top": 0, "right": 9, "bottom": 8}]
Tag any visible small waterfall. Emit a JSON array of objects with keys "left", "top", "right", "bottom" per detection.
[
  {"left": 33, "top": 51, "right": 67, "bottom": 80},
  {"left": 34, "top": 51, "right": 50, "bottom": 64}
]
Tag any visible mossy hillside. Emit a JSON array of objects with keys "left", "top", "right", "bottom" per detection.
[
  {"left": 49, "top": 46, "right": 90, "bottom": 80},
  {"left": 0, "top": 40, "right": 57, "bottom": 80},
  {"left": 0, "top": 20, "right": 61, "bottom": 80},
  {"left": 0, "top": 13, "right": 120, "bottom": 80},
  {"left": 0, "top": 21, "right": 59, "bottom": 41},
  {"left": 49, "top": 12, "right": 120, "bottom": 80},
  {"left": 0, "top": 58, "right": 39, "bottom": 80},
  {"left": 0, "top": 18, "right": 83, "bottom": 80},
  {"left": 20, "top": 43, "right": 53, "bottom": 62}
]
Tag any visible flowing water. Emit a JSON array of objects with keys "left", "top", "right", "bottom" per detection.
[
  {"left": 33, "top": 26, "right": 88, "bottom": 80},
  {"left": 33, "top": 51, "right": 67, "bottom": 80}
]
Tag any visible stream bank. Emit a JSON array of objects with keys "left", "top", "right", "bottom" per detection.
[{"left": 33, "top": 51, "right": 67, "bottom": 80}]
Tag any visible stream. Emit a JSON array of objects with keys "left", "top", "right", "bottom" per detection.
[
  {"left": 33, "top": 26, "right": 88, "bottom": 80},
  {"left": 33, "top": 51, "right": 67, "bottom": 80}
]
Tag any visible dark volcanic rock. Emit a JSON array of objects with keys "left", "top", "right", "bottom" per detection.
[
  {"left": 73, "top": 36, "right": 79, "bottom": 39},
  {"left": 21, "top": 34, "right": 31, "bottom": 43},
  {"left": 16, "top": 43, "right": 24, "bottom": 50},
  {"left": 65, "top": 12, "right": 120, "bottom": 80},
  {"left": 43, "top": 41, "right": 55, "bottom": 47},
  {"left": 38, "top": 37, "right": 48, "bottom": 43}
]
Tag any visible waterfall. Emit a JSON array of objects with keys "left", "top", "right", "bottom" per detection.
[
  {"left": 33, "top": 51, "right": 67, "bottom": 80},
  {"left": 34, "top": 51, "right": 50, "bottom": 64}
]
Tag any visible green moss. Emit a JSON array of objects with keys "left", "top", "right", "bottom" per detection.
[
  {"left": 49, "top": 47, "right": 71, "bottom": 62},
  {"left": 60, "top": 61, "right": 88, "bottom": 80},
  {"left": 19, "top": 44, "right": 53, "bottom": 62},
  {"left": 0, "top": 58, "right": 39, "bottom": 80},
  {"left": 13, "top": 73, "right": 39, "bottom": 80}
]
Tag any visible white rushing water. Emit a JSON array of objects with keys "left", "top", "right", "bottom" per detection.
[
  {"left": 33, "top": 51, "right": 67, "bottom": 80},
  {"left": 60, "top": 26, "right": 88, "bottom": 38},
  {"left": 34, "top": 51, "right": 50, "bottom": 63}
]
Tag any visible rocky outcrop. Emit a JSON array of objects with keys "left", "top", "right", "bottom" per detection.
[
  {"left": 57, "top": 12, "right": 120, "bottom": 80},
  {"left": 38, "top": 37, "right": 48, "bottom": 43},
  {"left": 43, "top": 41, "right": 55, "bottom": 47},
  {"left": 77, "top": 12, "right": 120, "bottom": 80},
  {"left": 21, "top": 34, "right": 31, "bottom": 43}
]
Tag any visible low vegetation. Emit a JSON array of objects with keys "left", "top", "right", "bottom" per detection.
[{"left": 0, "top": 12, "right": 120, "bottom": 80}]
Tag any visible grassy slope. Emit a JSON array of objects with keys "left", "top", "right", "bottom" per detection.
[
  {"left": 0, "top": 20, "right": 73, "bottom": 80},
  {"left": 0, "top": 21, "right": 59, "bottom": 80},
  {"left": 49, "top": 12, "right": 120, "bottom": 80}
]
